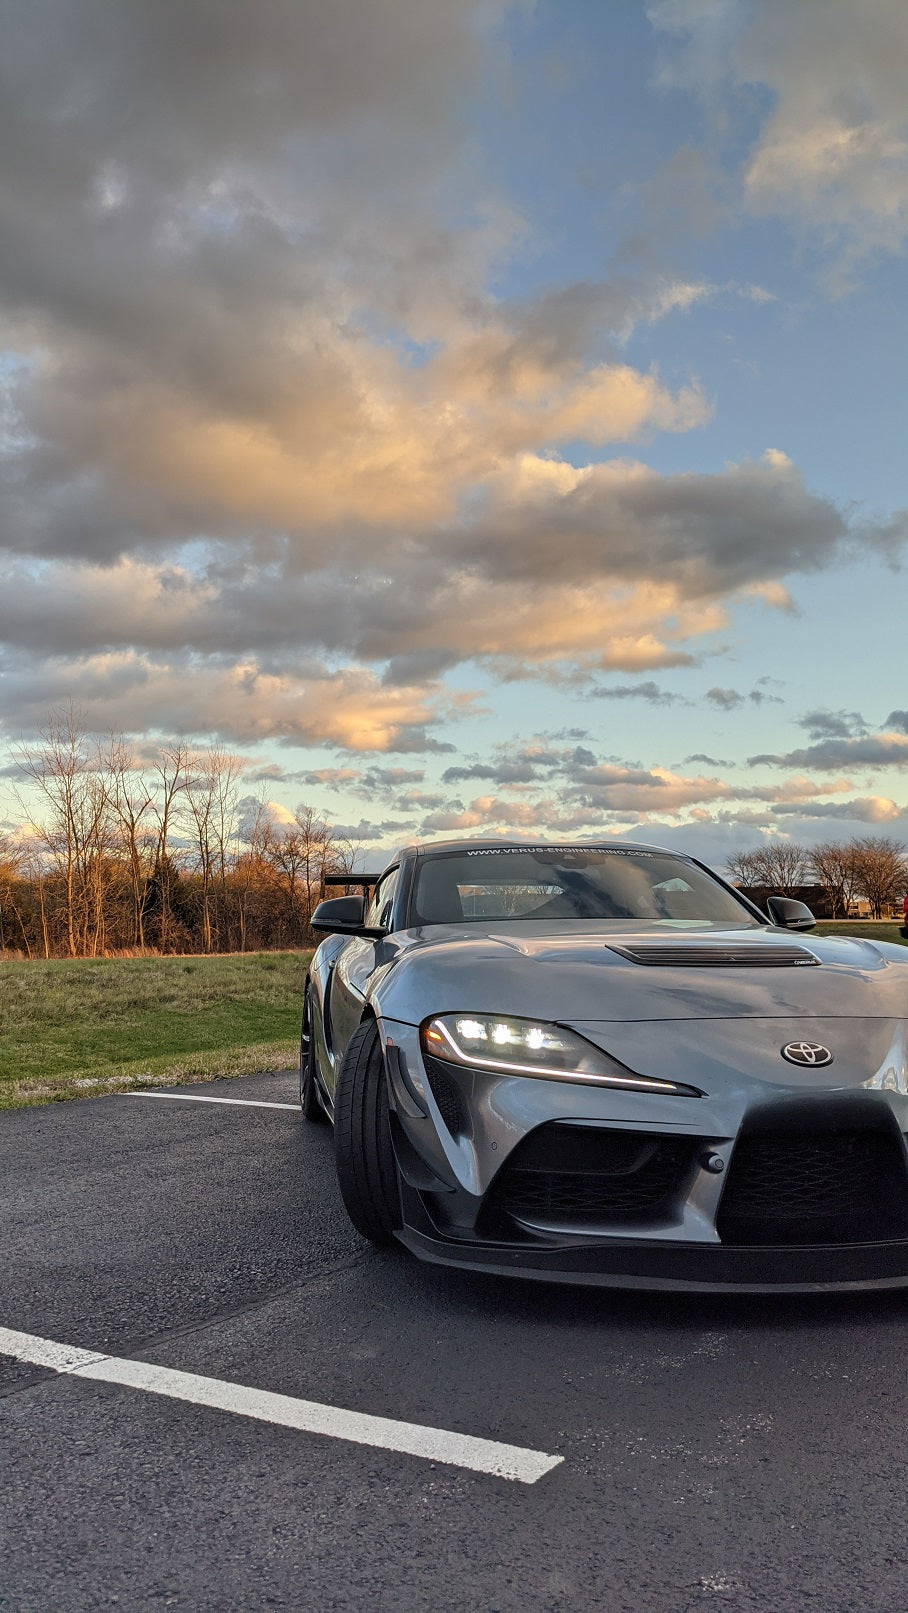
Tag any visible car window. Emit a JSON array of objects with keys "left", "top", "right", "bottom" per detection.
[
  {"left": 365, "top": 867, "right": 399, "bottom": 930},
  {"left": 411, "top": 848, "right": 756, "bottom": 927}
]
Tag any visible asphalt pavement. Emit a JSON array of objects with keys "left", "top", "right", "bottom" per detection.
[{"left": 1, "top": 1072, "right": 907, "bottom": 1613}]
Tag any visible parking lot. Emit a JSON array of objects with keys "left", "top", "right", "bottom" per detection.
[{"left": 2, "top": 1074, "right": 907, "bottom": 1613}]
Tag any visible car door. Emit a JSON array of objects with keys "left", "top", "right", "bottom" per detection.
[{"left": 325, "top": 867, "right": 400, "bottom": 1094}]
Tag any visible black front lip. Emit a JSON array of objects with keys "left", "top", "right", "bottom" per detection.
[{"left": 395, "top": 1225, "right": 908, "bottom": 1293}]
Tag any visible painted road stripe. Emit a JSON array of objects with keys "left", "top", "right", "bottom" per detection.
[
  {"left": 0, "top": 1327, "right": 562, "bottom": 1485},
  {"left": 125, "top": 1091, "right": 298, "bottom": 1111}
]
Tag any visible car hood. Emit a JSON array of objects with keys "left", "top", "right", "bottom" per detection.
[{"left": 374, "top": 921, "right": 908, "bottom": 1026}]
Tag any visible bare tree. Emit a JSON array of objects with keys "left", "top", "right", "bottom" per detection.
[
  {"left": 14, "top": 707, "right": 85, "bottom": 955},
  {"left": 109, "top": 738, "right": 155, "bottom": 948},
  {"left": 810, "top": 840, "right": 860, "bottom": 920},
  {"left": 146, "top": 743, "right": 188, "bottom": 951},
  {"left": 183, "top": 746, "right": 243, "bottom": 951},
  {"left": 851, "top": 835, "right": 908, "bottom": 919},
  {"left": 726, "top": 850, "right": 765, "bottom": 887},
  {"left": 233, "top": 800, "right": 277, "bottom": 953},
  {"left": 77, "top": 758, "right": 118, "bottom": 956},
  {"left": 267, "top": 826, "right": 312, "bottom": 944},
  {"left": 0, "top": 833, "right": 29, "bottom": 957},
  {"left": 726, "top": 843, "right": 809, "bottom": 895},
  {"left": 16, "top": 833, "right": 50, "bottom": 958},
  {"left": 756, "top": 842, "right": 809, "bottom": 895},
  {"left": 293, "top": 805, "right": 338, "bottom": 931},
  {"left": 13, "top": 706, "right": 120, "bottom": 956}
]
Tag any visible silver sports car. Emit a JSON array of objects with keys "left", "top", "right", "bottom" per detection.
[{"left": 302, "top": 838, "right": 908, "bottom": 1292}]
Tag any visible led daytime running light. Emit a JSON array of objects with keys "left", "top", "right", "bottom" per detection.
[{"left": 423, "top": 1015, "right": 691, "bottom": 1095}]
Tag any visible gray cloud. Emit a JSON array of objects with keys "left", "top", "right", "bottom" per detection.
[
  {"left": 706, "top": 687, "right": 745, "bottom": 711},
  {"left": 441, "top": 745, "right": 571, "bottom": 787},
  {"left": 706, "top": 685, "right": 784, "bottom": 711},
  {"left": 796, "top": 708, "right": 869, "bottom": 740},
  {"left": 330, "top": 819, "right": 415, "bottom": 847},
  {"left": 360, "top": 767, "right": 426, "bottom": 791},
  {"left": 748, "top": 734, "right": 908, "bottom": 770},
  {"left": 770, "top": 797, "right": 900, "bottom": 824},
  {"left": 592, "top": 681, "right": 686, "bottom": 704}
]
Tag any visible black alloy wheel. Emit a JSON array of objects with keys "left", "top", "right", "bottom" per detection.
[
  {"left": 333, "top": 1019, "right": 401, "bottom": 1245},
  {"left": 299, "top": 988, "right": 328, "bottom": 1122}
]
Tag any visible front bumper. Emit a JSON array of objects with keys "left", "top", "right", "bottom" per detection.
[{"left": 381, "top": 1015, "right": 908, "bottom": 1293}]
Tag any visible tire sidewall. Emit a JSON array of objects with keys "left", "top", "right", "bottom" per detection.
[
  {"left": 299, "top": 987, "right": 327, "bottom": 1121},
  {"left": 333, "top": 1019, "right": 401, "bottom": 1244}
]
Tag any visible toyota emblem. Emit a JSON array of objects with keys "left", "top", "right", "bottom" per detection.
[{"left": 781, "top": 1041, "right": 834, "bottom": 1067}]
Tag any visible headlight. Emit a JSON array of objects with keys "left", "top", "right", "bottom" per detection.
[{"left": 421, "top": 1013, "right": 698, "bottom": 1096}]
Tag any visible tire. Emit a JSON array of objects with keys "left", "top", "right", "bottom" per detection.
[
  {"left": 333, "top": 1020, "right": 401, "bottom": 1245},
  {"left": 299, "top": 988, "right": 328, "bottom": 1122}
]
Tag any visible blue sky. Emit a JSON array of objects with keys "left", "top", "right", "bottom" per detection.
[{"left": 1, "top": 0, "right": 907, "bottom": 869}]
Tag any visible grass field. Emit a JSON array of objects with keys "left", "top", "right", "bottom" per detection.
[
  {"left": 814, "top": 920, "right": 908, "bottom": 945},
  {"left": 0, "top": 952, "right": 311, "bottom": 1110}
]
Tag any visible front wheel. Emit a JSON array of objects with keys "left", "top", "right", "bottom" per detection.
[
  {"left": 299, "top": 988, "right": 328, "bottom": 1122},
  {"left": 333, "top": 1020, "right": 401, "bottom": 1245}
]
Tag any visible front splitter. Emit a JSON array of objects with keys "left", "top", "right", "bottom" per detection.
[{"left": 396, "top": 1225, "right": 908, "bottom": 1294}]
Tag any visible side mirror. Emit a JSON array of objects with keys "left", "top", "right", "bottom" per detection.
[
  {"left": 310, "top": 895, "right": 386, "bottom": 939},
  {"left": 765, "top": 895, "right": 816, "bottom": 931}
]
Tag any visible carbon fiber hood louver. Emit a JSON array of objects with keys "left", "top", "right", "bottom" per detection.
[{"left": 605, "top": 943, "right": 820, "bottom": 968}]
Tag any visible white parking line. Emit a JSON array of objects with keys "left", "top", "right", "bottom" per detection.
[
  {"left": 0, "top": 1326, "right": 562, "bottom": 1485},
  {"left": 125, "top": 1091, "right": 299, "bottom": 1111}
]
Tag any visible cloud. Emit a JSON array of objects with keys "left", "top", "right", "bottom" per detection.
[
  {"left": 0, "top": 648, "right": 464, "bottom": 752},
  {"left": 1, "top": 441, "right": 886, "bottom": 736},
  {"left": 329, "top": 819, "right": 416, "bottom": 847},
  {"left": 441, "top": 742, "right": 738, "bottom": 817},
  {"left": 770, "top": 796, "right": 901, "bottom": 824},
  {"left": 706, "top": 684, "right": 784, "bottom": 710},
  {"left": 1, "top": 0, "right": 906, "bottom": 772},
  {"left": 650, "top": 0, "right": 908, "bottom": 282},
  {"left": 748, "top": 733, "right": 908, "bottom": 770},
  {"left": 566, "top": 762, "right": 733, "bottom": 815},
  {"left": 407, "top": 740, "right": 908, "bottom": 852},
  {"left": 796, "top": 708, "right": 869, "bottom": 741},
  {"left": 592, "top": 681, "right": 687, "bottom": 705},
  {"left": 441, "top": 743, "right": 579, "bottom": 788},
  {"left": 235, "top": 794, "right": 298, "bottom": 839},
  {"left": 1, "top": 0, "right": 906, "bottom": 752},
  {"left": 360, "top": 766, "right": 427, "bottom": 791}
]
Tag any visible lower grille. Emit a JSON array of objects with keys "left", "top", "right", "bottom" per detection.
[
  {"left": 717, "top": 1128, "right": 908, "bottom": 1246},
  {"left": 485, "top": 1125, "right": 700, "bottom": 1229}
]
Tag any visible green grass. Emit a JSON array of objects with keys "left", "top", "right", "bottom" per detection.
[
  {"left": 814, "top": 921, "right": 908, "bottom": 945},
  {"left": 0, "top": 952, "right": 312, "bottom": 1110}
]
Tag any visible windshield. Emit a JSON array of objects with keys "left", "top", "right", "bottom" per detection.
[{"left": 410, "top": 847, "right": 757, "bottom": 927}]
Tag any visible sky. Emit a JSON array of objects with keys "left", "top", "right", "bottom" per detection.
[{"left": 1, "top": 0, "right": 907, "bottom": 871}]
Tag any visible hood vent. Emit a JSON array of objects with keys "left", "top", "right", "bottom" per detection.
[{"left": 606, "top": 943, "right": 820, "bottom": 969}]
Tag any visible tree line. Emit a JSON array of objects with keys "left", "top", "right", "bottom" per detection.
[
  {"left": 3, "top": 711, "right": 907, "bottom": 956},
  {"left": 0, "top": 711, "right": 357, "bottom": 958},
  {"left": 726, "top": 837, "right": 908, "bottom": 919}
]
